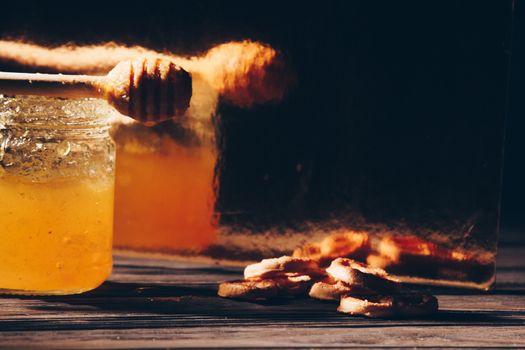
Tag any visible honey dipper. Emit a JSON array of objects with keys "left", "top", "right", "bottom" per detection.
[{"left": 0, "top": 58, "right": 192, "bottom": 123}]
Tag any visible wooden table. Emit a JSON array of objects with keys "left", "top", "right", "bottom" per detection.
[{"left": 1, "top": 245, "right": 524, "bottom": 349}]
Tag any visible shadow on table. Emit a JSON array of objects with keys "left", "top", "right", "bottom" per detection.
[{"left": 5, "top": 280, "right": 521, "bottom": 330}]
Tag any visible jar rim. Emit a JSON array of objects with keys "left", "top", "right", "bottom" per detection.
[{"left": 0, "top": 95, "right": 115, "bottom": 129}]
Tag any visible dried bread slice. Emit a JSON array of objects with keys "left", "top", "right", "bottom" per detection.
[
  {"left": 218, "top": 275, "right": 312, "bottom": 300},
  {"left": 292, "top": 243, "right": 323, "bottom": 262},
  {"left": 320, "top": 231, "right": 370, "bottom": 262},
  {"left": 292, "top": 231, "right": 371, "bottom": 266},
  {"left": 309, "top": 277, "right": 373, "bottom": 301},
  {"left": 377, "top": 235, "right": 437, "bottom": 263},
  {"left": 338, "top": 292, "right": 438, "bottom": 318},
  {"left": 326, "top": 258, "right": 400, "bottom": 292},
  {"left": 244, "top": 256, "right": 325, "bottom": 280}
]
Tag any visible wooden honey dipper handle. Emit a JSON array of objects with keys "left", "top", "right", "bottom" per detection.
[
  {"left": 0, "top": 58, "right": 192, "bottom": 123},
  {"left": 0, "top": 71, "right": 101, "bottom": 99}
]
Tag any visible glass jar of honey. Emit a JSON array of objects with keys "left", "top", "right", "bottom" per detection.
[
  {"left": 0, "top": 95, "right": 116, "bottom": 295},
  {"left": 111, "top": 112, "right": 218, "bottom": 254}
]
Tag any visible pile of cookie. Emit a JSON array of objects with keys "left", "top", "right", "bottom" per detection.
[
  {"left": 218, "top": 255, "right": 438, "bottom": 318},
  {"left": 291, "top": 231, "right": 371, "bottom": 267},
  {"left": 291, "top": 230, "right": 493, "bottom": 284}
]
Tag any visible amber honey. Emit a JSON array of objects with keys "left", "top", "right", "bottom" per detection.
[
  {"left": 113, "top": 134, "right": 217, "bottom": 252},
  {"left": 0, "top": 176, "right": 114, "bottom": 294}
]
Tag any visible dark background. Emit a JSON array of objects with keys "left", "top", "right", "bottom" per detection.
[
  {"left": 503, "top": 0, "right": 525, "bottom": 243},
  {"left": 0, "top": 0, "right": 522, "bottom": 243}
]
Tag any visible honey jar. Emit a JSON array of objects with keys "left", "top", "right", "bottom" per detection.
[
  {"left": 111, "top": 118, "right": 218, "bottom": 254},
  {"left": 0, "top": 96, "right": 116, "bottom": 295}
]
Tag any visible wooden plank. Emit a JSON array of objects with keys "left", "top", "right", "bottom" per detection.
[
  {"left": 1, "top": 325, "right": 524, "bottom": 349},
  {"left": 0, "top": 246, "right": 523, "bottom": 348}
]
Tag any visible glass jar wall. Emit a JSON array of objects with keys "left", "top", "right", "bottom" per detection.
[{"left": 0, "top": 96, "right": 116, "bottom": 295}]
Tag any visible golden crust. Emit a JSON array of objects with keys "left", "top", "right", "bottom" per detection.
[
  {"left": 292, "top": 242, "right": 323, "bottom": 262},
  {"left": 218, "top": 275, "right": 312, "bottom": 300},
  {"left": 320, "top": 231, "right": 370, "bottom": 261},
  {"left": 292, "top": 231, "right": 371, "bottom": 266},
  {"left": 326, "top": 258, "right": 400, "bottom": 292},
  {"left": 366, "top": 254, "right": 394, "bottom": 270},
  {"left": 308, "top": 277, "right": 373, "bottom": 301},
  {"left": 377, "top": 235, "right": 437, "bottom": 263},
  {"left": 244, "top": 256, "right": 325, "bottom": 280},
  {"left": 338, "top": 292, "right": 438, "bottom": 318}
]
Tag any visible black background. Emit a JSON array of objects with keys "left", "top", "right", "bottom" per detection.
[{"left": 0, "top": 0, "right": 522, "bottom": 242}]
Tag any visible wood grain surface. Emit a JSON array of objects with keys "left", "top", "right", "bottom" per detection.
[{"left": 0, "top": 245, "right": 524, "bottom": 349}]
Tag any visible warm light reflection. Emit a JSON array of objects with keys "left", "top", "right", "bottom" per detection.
[{"left": 0, "top": 40, "right": 294, "bottom": 108}]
